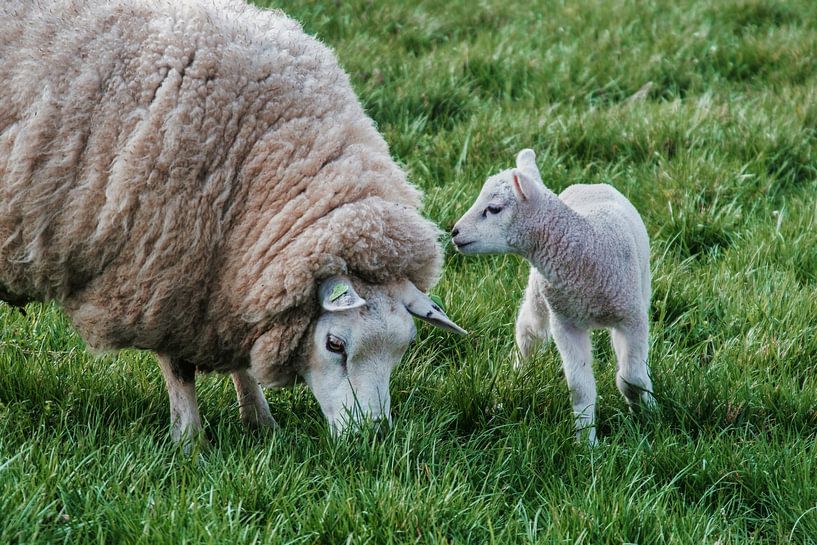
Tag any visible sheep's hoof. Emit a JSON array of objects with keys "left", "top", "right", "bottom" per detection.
[
  {"left": 240, "top": 410, "right": 278, "bottom": 432},
  {"left": 174, "top": 430, "right": 210, "bottom": 456}
]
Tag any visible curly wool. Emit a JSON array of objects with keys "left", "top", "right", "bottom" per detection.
[{"left": 0, "top": 0, "right": 442, "bottom": 374}]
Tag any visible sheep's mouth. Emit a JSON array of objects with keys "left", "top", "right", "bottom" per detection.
[{"left": 454, "top": 240, "right": 474, "bottom": 250}]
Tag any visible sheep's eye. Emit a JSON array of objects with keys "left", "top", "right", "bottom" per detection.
[
  {"left": 485, "top": 205, "right": 503, "bottom": 216},
  {"left": 325, "top": 334, "right": 346, "bottom": 354}
]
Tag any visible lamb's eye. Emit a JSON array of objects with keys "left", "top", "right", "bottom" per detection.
[
  {"left": 325, "top": 334, "right": 346, "bottom": 354},
  {"left": 485, "top": 205, "right": 503, "bottom": 215}
]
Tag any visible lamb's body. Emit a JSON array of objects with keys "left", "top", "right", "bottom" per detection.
[
  {"left": 0, "top": 0, "right": 448, "bottom": 439},
  {"left": 453, "top": 150, "right": 655, "bottom": 445},
  {"left": 518, "top": 184, "right": 650, "bottom": 334}
]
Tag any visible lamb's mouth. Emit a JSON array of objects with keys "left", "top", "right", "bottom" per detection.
[{"left": 454, "top": 240, "right": 474, "bottom": 250}]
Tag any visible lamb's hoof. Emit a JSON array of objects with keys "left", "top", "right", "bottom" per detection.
[
  {"left": 573, "top": 418, "right": 598, "bottom": 447},
  {"left": 641, "top": 391, "right": 658, "bottom": 410},
  {"left": 627, "top": 391, "right": 658, "bottom": 415},
  {"left": 576, "top": 427, "right": 598, "bottom": 447}
]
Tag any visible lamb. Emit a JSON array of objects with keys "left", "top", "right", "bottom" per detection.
[
  {"left": 451, "top": 149, "right": 655, "bottom": 445},
  {"left": 0, "top": 0, "right": 466, "bottom": 444}
]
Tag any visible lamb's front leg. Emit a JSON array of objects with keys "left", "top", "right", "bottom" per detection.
[
  {"left": 515, "top": 267, "right": 551, "bottom": 367},
  {"left": 231, "top": 369, "right": 276, "bottom": 429},
  {"left": 156, "top": 354, "right": 205, "bottom": 446},
  {"left": 550, "top": 318, "right": 597, "bottom": 446}
]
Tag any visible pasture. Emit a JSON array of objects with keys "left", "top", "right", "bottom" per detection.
[{"left": 2, "top": 0, "right": 817, "bottom": 542}]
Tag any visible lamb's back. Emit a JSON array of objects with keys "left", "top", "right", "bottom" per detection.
[
  {"left": 556, "top": 183, "right": 650, "bottom": 321},
  {"left": 559, "top": 183, "right": 648, "bottom": 257}
]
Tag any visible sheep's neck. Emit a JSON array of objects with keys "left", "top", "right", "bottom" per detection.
[{"left": 521, "top": 193, "right": 595, "bottom": 289}]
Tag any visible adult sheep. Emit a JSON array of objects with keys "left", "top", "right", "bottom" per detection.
[{"left": 0, "top": 0, "right": 465, "bottom": 443}]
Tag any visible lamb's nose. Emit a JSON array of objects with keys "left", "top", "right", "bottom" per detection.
[{"left": 451, "top": 227, "right": 460, "bottom": 238}]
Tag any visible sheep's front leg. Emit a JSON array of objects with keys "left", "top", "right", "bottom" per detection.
[
  {"left": 514, "top": 268, "right": 551, "bottom": 367},
  {"left": 231, "top": 369, "right": 276, "bottom": 429},
  {"left": 550, "top": 318, "right": 597, "bottom": 446},
  {"left": 611, "top": 319, "right": 656, "bottom": 410},
  {"left": 157, "top": 354, "right": 205, "bottom": 446}
]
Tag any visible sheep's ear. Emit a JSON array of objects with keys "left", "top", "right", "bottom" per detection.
[
  {"left": 399, "top": 282, "right": 467, "bottom": 335},
  {"left": 515, "top": 148, "right": 542, "bottom": 182},
  {"left": 319, "top": 276, "right": 366, "bottom": 312},
  {"left": 511, "top": 168, "right": 538, "bottom": 202}
]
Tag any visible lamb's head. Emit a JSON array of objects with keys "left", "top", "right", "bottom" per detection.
[
  {"left": 451, "top": 149, "right": 548, "bottom": 255},
  {"left": 249, "top": 275, "right": 465, "bottom": 436}
]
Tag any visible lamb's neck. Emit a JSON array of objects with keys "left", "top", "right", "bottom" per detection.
[{"left": 520, "top": 193, "right": 595, "bottom": 287}]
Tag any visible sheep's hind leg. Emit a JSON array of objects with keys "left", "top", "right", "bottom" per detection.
[
  {"left": 157, "top": 354, "right": 206, "bottom": 449},
  {"left": 550, "top": 318, "right": 597, "bottom": 446},
  {"left": 231, "top": 369, "right": 276, "bottom": 430},
  {"left": 514, "top": 268, "right": 551, "bottom": 367},
  {"left": 611, "top": 319, "right": 656, "bottom": 410}
]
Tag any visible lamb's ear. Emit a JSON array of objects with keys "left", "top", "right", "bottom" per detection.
[
  {"left": 319, "top": 276, "right": 366, "bottom": 312},
  {"left": 515, "top": 148, "right": 542, "bottom": 182},
  {"left": 399, "top": 282, "right": 467, "bottom": 335},
  {"left": 511, "top": 168, "right": 538, "bottom": 202}
]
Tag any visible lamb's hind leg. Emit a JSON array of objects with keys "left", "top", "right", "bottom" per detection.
[
  {"left": 231, "top": 369, "right": 276, "bottom": 429},
  {"left": 611, "top": 319, "right": 656, "bottom": 410},
  {"left": 515, "top": 268, "right": 551, "bottom": 367},
  {"left": 550, "top": 318, "right": 597, "bottom": 445},
  {"left": 156, "top": 354, "right": 205, "bottom": 447}
]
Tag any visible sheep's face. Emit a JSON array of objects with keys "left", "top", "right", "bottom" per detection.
[
  {"left": 253, "top": 276, "right": 465, "bottom": 436},
  {"left": 451, "top": 149, "right": 545, "bottom": 255}
]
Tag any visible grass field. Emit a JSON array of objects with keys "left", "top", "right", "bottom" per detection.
[{"left": 3, "top": 0, "right": 817, "bottom": 542}]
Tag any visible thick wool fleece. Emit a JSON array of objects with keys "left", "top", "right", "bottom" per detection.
[{"left": 0, "top": 0, "right": 442, "bottom": 375}]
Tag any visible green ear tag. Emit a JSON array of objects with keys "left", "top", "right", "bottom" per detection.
[
  {"left": 429, "top": 294, "right": 445, "bottom": 312},
  {"left": 329, "top": 283, "right": 349, "bottom": 302}
]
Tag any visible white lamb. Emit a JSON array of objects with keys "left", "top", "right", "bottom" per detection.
[{"left": 452, "top": 149, "right": 655, "bottom": 444}]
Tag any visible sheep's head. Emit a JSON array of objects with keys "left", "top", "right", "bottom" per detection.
[
  {"left": 249, "top": 275, "right": 465, "bottom": 436},
  {"left": 451, "top": 149, "right": 546, "bottom": 255}
]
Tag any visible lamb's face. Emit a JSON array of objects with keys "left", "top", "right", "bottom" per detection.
[
  {"left": 254, "top": 276, "right": 466, "bottom": 436},
  {"left": 451, "top": 172, "right": 520, "bottom": 254},
  {"left": 452, "top": 149, "right": 545, "bottom": 256}
]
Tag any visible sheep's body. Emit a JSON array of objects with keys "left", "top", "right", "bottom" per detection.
[
  {"left": 453, "top": 150, "right": 655, "bottom": 445},
  {"left": 0, "top": 0, "right": 446, "bottom": 439}
]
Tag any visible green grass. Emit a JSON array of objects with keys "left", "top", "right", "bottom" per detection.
[{"left": 3, "top": 0, "right": 817, "bottom": 542}]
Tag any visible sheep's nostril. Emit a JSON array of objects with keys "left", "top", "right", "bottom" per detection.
[{"left": 451, "top": 227, "right": 459, "bottom": 238}]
